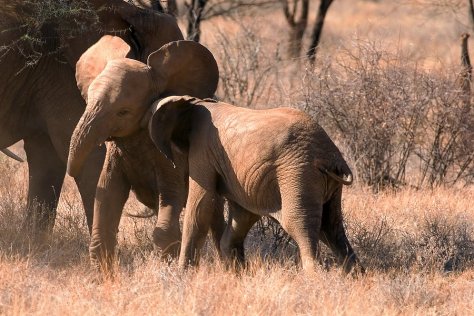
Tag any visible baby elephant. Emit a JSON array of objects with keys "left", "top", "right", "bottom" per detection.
[{"left": 149, "top": 96, "right": 362, "bottom": 273}]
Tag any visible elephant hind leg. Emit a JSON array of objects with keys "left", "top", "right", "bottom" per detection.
[
  {"left": 278, "top": 186, "right": 323, "bottom": 272},
  {"left": 320, "top": 186, "right": 362, "bottom": 274},
  {"left": 24, "top": 134, "right": 66, "bottom": 239},
  {"left": 281, "top": 206, "right": 322, "bottom": 272},
  {"left": 220, "top": 201, "right": 260, "bottom": 269}
]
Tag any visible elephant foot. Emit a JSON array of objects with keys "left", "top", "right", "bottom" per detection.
[
  {"left": 23, "top": 200, "right": 57, "bottom": 242},
  {"left": 89, "top": 255, "right": 117, "bottom": 280},
  {"left": 341, "top": 254, "right": 365, "bottom": 277},
  {"left": 89, "top": 239, "right": 118, "bottom": 278},
  {"left": 222, "top": 256, "right": 248, "bottom": 275},
  {"left": 23, "top": 216, "right": 54, "bottom": 246},
  {"left": 349, "top": 264, "right": 366, "bottom": 278},
  {"left": 87, "top": 265, "right": 112, "bottom": 284},
  {"left": 153, "top": 227, "right": 181, "bottom": 259}
]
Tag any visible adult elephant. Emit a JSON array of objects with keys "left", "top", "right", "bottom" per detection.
[
  {"left": 66, "top": 36, "right": 222, "bottom": 271},
  {"left": 0, "top": 0, "right": 183, "bottom": 237}
]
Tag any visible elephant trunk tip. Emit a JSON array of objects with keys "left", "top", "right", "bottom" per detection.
[{"left": 67, "top": 148, "right": 86, "bottom": 178}]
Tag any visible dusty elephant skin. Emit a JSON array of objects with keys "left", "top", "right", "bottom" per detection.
[
  {"left": 67, "top": 37, "right": 222, "bottom": 273},
  {"left": 0, "top": 0, "right": 183, "bottom": 238},
  {"left": 149, "top": 96, "right": 364, "bottom": 274}
]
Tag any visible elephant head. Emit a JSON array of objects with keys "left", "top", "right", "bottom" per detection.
[
  {"left": 63, "top": 0, "right": 184, "bottom": 65},
  {"left": 67, "top": 36, "right": 218, "bottom": 177}
]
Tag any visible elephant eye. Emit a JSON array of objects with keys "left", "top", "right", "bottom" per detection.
[{"left": 117, "top": 109, "right": 130, "bottom": 117}]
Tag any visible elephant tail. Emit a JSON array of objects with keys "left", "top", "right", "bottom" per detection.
[
  {"left": 319, "top": 167, "right": 353, "bottom": 185},
  {"left": 316, "top": 158, "right": 354, "bottom": 186}
]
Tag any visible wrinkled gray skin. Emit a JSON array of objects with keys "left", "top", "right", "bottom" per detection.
[
  {"left": 150, "top": 96, "right": 363, "bottom": 274},
  {"left": 67, "top": 37, "right": 222, "bottom": 273},
  {"left": 0, "top": 0, "right": 183, "bottom": 237}
]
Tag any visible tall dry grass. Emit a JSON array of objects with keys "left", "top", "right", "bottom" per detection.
[{"left": 0, "top": 156, "right": 473, "bottom": 314}]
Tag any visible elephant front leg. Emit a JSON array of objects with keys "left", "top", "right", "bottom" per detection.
[
  {"left": 220, "top": 201, "right": 260, "bottom": 268},
  {"left": 24, "top": 134, "right": 66, "bottom": 240},
  {"left": 153, "top": 164, "right": 188, "bottom": 259},
  {"left": 153, "top": 201, "right": 182, "bottom": 259},
  {"left": 179, "top": 178, "right": 218, "bottom": 269},
  {"left": 89, "top": 154, "right": 130, "bottom": 275}
]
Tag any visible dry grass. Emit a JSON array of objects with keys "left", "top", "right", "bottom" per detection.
[
  {"left": 1, "top": 0, "right": 474, "bottom": 314},
  {"left": 0, "top": 157, "right": 473, "bottom": 315}
]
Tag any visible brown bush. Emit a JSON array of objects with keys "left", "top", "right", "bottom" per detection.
[{"left": 300, "top": 40, "right": 473, "bottom": 189}]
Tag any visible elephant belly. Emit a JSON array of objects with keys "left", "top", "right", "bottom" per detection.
[
  {"left": 117, "top": 138, "right": 162, "bottom": 210},
  {"left": 130, "top": 185, "right": 158, "bottom": 210},
  {"left": 219, "top": 170, "right": 283, "bottom": 216},
  {"left": 124, "top": 165, "right": 159, "bottom": 210}
]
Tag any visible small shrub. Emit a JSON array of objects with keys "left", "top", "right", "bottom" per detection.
[{"left": 213, "top": 22, "right": 282, "bottom": 107}]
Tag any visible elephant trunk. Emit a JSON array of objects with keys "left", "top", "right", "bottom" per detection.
[{"left": 67, "top": 112, "right": 109, "bottom": 178}]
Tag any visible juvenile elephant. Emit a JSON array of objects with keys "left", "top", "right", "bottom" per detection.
[
  {"left": 149, "top": 96, "right": 362, "bottom": 273},
  {"left": 67, "top": 36, "right": 221, "bottom": 271}
]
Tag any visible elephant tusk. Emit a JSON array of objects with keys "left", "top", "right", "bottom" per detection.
[
  {"left": 1, "top": 148, "right": 24, "bottom": 162},
  {"left": 321, "top": 168, "right": 353, "bottom": 186}
]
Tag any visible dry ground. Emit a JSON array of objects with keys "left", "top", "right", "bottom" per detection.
[{"left": 1, "top": 0, "right": 474, "bottom": 315}]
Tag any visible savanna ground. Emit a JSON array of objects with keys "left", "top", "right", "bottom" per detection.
[{"left": 1, "top": 0, "right": 474, "bottom": 314}]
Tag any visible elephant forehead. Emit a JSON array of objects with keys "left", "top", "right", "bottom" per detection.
[{"left": 91, "top": 61, "right": 151, "bottom": 104}]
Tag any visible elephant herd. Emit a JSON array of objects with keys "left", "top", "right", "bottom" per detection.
[{"left": 0, "top": 0, "right": 363, "bottom": 275}]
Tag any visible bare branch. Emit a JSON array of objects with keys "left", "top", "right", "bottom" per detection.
[{"left": 307, "top": 0, "right": 334, "bottom": 64}]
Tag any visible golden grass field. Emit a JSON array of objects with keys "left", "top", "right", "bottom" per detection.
[
  {"left": 1, "top": 158, "right": 473, "bottom": 315},
  {"left": 1, "top": 0, "right": 474, "bottom": 314}
]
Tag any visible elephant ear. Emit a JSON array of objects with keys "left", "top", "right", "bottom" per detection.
[
  {"left": 147, "top": 40, "right": 219, "bottom": 99},
  {"left": 76, "top": 35, "right": 131, "bottom": 100},
  {"left": 148, "top": 95, "right": 198, "bottom": 165},
  {"left": 119, "top": 2, "right": 183, "bottom": 56}
]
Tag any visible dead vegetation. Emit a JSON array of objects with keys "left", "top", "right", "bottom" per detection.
[{"left": 0, "top": 156, "right": 473, "bottom": 314}]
